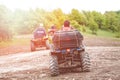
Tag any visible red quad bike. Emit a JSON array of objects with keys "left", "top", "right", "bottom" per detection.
[
  {"left": 31, "top": 30, "right": 49, "bottom": 51},
  {"left": 49, "top": 30, "right": 91, "bottom": 76}
]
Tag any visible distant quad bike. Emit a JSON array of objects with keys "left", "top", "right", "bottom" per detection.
[
  {"left": 31, "top": 29, "right": 49, "bottom": 51},
  {"left": 49, "top": 30, "right": 90, "bottom": 76}
]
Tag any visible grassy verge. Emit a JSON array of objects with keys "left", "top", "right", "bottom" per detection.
[
  {"left": 0, "top": 31, "right": 119, "bottom": 48},
  {"left": 82, "top": 27, "right": 119, "bottom": 39},
  {"left": 0, "top": 36, "right": 30, "bottom": 48}
]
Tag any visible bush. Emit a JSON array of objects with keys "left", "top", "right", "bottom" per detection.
[
  {"left": 115, "top": 32, "right": 120, "bottom": 38},
  {"left": 0, "top": 29, "right": 12, "bottom": 41},
  {"left": 81, "top": 25, "right": 86, "bottom": 32},
  {"left": 88, "top": 20, "right": 98, "bottom": 35},
  {"left": 71, "top": 20, "right": 86, "bottom": 32}
]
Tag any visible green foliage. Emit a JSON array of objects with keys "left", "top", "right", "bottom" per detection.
[
  {"left": 69, "top": 9, "right": 87, "bottom": 25},
  {"left": 115, "top": 32, "right": 120, "bottom": 38},
  {"left": 71, "top": 20, "right": 80, "bottom": 29},
  {"left": 81, "top": 25, "right": 86, "bottom": 32},
  {"left": 92, "top": 11, "right": 105, "bottom": 29},
  {"left": 88, "top": 19, "right": 98, "bottom": 34},
  {"left": 104, "top": 11, "right": 120, "bottom": 32},
  {"left": 0, "top": 5, "right": 12, "bottom": 41},
  {"left": 52, "top": 8, "right": 66, "bottom": 29},
  {"left": 0, "top": 4, "right": 120, "bottom": 40},
  {"left": 71, "top": 20, "right": 86, "bottom": 32}
]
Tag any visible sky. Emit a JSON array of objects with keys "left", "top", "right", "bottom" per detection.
[{"left": 0, "top": 0, "right": 120, "bottom": 13}]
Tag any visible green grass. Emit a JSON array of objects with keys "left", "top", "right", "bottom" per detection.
[
  {"left": 0, "top": 41, "right": 10, "bottom": 47},
  {"left": 0, "top": 38, "right": 30, "bottom": 48},
  {"left": 97, "top": 30, "right": 116, "bottom": 37},
  {"left": 82, "top": 27, "right": 117, "bottom": 38},
  {"left": 0, "top": 30, "right": 119, "bottom": 48}
]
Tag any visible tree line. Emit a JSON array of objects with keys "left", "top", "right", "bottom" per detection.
[{"left": 0, "top": 5, "right": 120, "bottom": 41}]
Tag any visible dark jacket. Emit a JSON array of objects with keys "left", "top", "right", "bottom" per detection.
[{"left": 33, "top": 27, "right": 46, "bottom": 39}]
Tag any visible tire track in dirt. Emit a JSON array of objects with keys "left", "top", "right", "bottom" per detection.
[
  {"left": 0, "top": 47, "right": 120, "bottom": 80},
  {"left": 0, "top": 50, "right": 50, "bottom": 73}
]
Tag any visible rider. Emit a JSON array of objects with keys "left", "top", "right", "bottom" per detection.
[
  {"left": 61, "top": 20, "right": 84, "bottom": 49},
  {"left": 48, "top": 24, "right": 58, "bottom": 50},
  {"left": 48, "top": 24, "right": 57, "bottom": 36},
  {"left": 61, "top": 20, "right": 73, "bottom": 31},
  {"left": 33, "top": 23, "right": 46, "bottom": 39},
  {"left": 48, "top": 24, "right": 57, "bottom": 44}
]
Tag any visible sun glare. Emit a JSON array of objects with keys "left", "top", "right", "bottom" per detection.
[{"left": 0, "top": 0, "right": 120, "bottom": 13}]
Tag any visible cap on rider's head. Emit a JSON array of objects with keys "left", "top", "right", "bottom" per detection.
[{"left": 64, "top": 20, "right": 70, "bottom": 27}]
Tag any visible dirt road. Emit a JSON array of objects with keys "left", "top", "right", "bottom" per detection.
[
  {"left": 0, "top": 35, "right": 120, "bottom": 80},
  {"left": 0, "top": 46, "right": 120, "bottom": 80}
]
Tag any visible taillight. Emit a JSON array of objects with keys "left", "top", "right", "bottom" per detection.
[{"left": 66, "top": 49, "right": 70, "bottom": 52}]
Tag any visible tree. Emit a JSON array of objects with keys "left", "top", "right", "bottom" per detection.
[
  {"left": 71, "top": 20, "right": 81, "bottom": 30},
  {"left": 0, "top": 5, "right": 12, "bottom": 41},
  {"left": 88, "top": 19, "right": 98, "bottom": 34},
  {"left": 104, "top": 11, "right": 119, "bottom": 32},
  {"left": 92, "top": 11, "right": 105, "bottom": 29},
  {"left": 52, "top": 8, "right": 66, "bottom": 29},
  {"left": 69, "top": 9, "right": 87, "bottom": 26}
]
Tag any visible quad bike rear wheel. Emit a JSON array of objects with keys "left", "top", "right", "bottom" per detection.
[
  {"left": 80, "top": 51, "right": 90, "bottom": 72},
  {"left": 31, "top": 41, "right": 36, "bottom": 51},
  {"left": 49, "top": 55, "right": 59, "bottom": 76}
]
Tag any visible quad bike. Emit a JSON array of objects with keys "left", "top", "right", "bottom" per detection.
[
  {"left": 49, "top": 30, "right": 91, "bottom": 76},
  {"left": 31, "top": 36, "right": 49, "bottom": 51}
]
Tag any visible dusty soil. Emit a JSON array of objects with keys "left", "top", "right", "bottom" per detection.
[
  {"left": 0, "top": 35, "right": 120, "bottom": 80},
  {"left": 0, "top": 36, "right": 120, "bottom": 56},
  {"left": 0, "top": 45, "right": 29, "bottom": 56}
]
